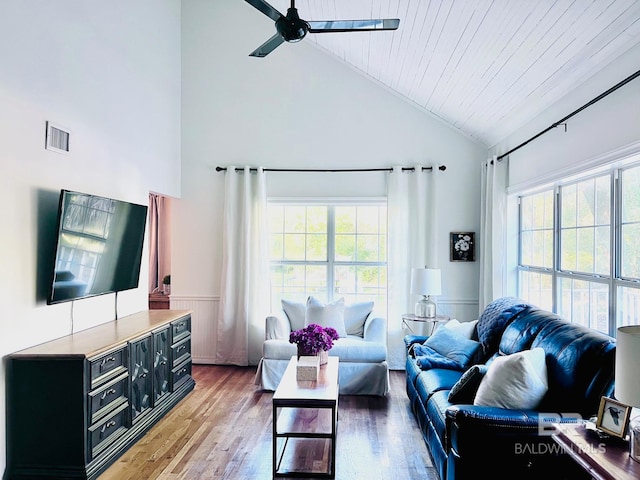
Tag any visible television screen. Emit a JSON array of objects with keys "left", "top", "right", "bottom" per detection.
[{"left": 47, "top": 190, "right": 148, "bottom": 305}]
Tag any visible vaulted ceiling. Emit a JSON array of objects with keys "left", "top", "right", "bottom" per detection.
[{"left": 252, "top": 0, "right": 640, "bottom": 148}]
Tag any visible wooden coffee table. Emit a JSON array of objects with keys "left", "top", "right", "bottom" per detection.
[{"left": 272, "top": 356, "right": 339, "bottom": 478}]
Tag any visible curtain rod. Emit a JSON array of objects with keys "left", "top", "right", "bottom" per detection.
[
  {"left": 216, "top": 165, "right": 446, "bottom": 173},
  {"left": 496, "top": 67, "right": 640, "bottom": 161}
]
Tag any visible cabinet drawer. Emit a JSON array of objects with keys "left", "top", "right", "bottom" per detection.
[
  {"left": 88, "top": 372, "right": 129, "bottom": 424},
  {"left": 171, "top": 337, "right": 191, "bottom": 367},
  {"left": 89, "top": 402, "right": 128, "bottom": 459},
  {"left": 171, "top": 316, "right": 191, "bottom": 343},
  {"left": 90, "top": 346, "right": 127, "bottom": 388},
  {"left": 171, "top": 359, "right": 192, "bottom": 391}
]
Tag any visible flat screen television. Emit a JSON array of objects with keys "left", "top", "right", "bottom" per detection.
[{"left": 47, "top": 189, "right": 148, "bottom": 305}]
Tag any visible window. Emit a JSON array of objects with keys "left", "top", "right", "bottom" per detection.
[
  {"left": 268, "top": 202, "right": 387, "bottom": 311},
  {"left": 517, "top": 161, "right": 640, "bottom": 334}
]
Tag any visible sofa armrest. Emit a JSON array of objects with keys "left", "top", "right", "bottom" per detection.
[
  {"left": 265, "top": 310, "right": 291, "bottom": 340},
  {"left": 363, "top": 315, "right": 386, "bottom": 344},
  {"left": 445, "top": 405, "right": 580, "bottom": 453}
]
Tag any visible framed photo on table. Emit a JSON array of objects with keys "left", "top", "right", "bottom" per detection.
[
  {"left": 596, "top": 396, "right": 631, "bottom": 438},
  {"left": 450, "top": 232, "right": 475, "bottom": 262}
]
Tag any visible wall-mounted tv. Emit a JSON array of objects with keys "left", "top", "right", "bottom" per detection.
[{"left": 47, "top": 190, "right": 148, "bottom": 305}]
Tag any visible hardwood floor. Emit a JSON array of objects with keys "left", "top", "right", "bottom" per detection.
[{"left": 99, "top": 365, "right": 438, "bottom": 480}]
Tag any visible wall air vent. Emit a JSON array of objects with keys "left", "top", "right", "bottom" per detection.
[{"left": 45, "top": 121, "right": 70, "bottom": 154}]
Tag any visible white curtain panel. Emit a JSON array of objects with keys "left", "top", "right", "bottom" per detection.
[
  {"left": 479, "top": 156, "right": 508, "bottom": 312},
  {"left": 387, "top": 166, "right": 438, "bottom": 370},
  {"left": 148, "top": 193, "right": 170, "bottom": 293},
  {"left": 216, "top": 166, "right": 270, "bottom": 366}
]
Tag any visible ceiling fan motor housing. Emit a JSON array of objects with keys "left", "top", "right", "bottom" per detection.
[{"left": 276, "top": 7, "right": 308, "bottom": 42}]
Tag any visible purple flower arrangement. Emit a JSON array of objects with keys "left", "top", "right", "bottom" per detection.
[{"left": 289, "top": 323, "right": 340, "bottom": 356}]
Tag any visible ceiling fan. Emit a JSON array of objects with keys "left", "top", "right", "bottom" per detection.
[{"left": 245, "top": 0, "right": 400, "bottom": 58}]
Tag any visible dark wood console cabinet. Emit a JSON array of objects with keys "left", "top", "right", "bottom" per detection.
[{"left": 6, "top": 310, "right": 195, "bottom": 480}]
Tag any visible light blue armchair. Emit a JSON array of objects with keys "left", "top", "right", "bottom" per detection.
[{"left": 255, "top": 299, "right": 390, "bottom": 395}]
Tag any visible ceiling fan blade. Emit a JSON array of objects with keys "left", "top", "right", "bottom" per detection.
[
  {"left": 308, "top": 19, "right": 400, "bottom": 33},
  {"left": 249, "top": 33, "right": 285, "bottom": 57},
  {"left": 245, "top": 0, "right": 283, "bottom": 22}
]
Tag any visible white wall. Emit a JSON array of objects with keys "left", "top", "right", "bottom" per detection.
[
  {"left": 491, "top": 42, "right": 640, "bottom": 189},
  {"left": 175, "top": 0, "right": 487, "bottom": 365},
  {"left": 0, "top": 1, "right": 181, "bottom": 474}
]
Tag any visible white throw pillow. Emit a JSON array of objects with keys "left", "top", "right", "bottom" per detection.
[
  {"left": 281, "top": 299, "right": 306, "bottom": 332},
  {"left": 443, "top": 319, "right": 478, "bottom": 340},
  {"left": 473, "top": 347, "right": 548, "bottom": 410},
  {"left": 344, "top": 301, "right": 374, "bottom": 337},
  {"left": 305, "top": 296, "right": 347, "bottom": 337}
]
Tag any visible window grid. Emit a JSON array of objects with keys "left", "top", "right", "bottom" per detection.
[
  {"left": 517, "top": 162, "right": 640, "bottom": 335},
  {"left": 268, "top": 202, "right": 387, "bottom": 312}
]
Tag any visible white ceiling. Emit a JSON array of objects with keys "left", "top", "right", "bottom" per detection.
[{"left": 254, "top": 0, "right": 640, "bottom": 148}]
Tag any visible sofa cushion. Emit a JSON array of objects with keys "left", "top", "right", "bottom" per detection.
[
  {"left": 344, "top": 301, "right": 374, "bottom": 337},
  {"left": 305, "top": 296, "right": 347, "bottom": 337},
  {"left": 281, "top": 299, "right": 306, "bottom": 332},
  {"left": 474, "top": 347, "right": 548, "bottom": 409},
  {"left": 416, "top": 368, "right": 463, "bottom": 402},
  {"left": 448, "top": 364, "right": 488, "bottom": 404},
  {"left": 476, "top": 297, "right": 533, "bottom": 355}
]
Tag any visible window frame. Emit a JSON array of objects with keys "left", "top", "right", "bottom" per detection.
[
  {"left": 516, "top": 159, "right": 640, "bottom": 336},
  {"left": 267, "top": 198, "right": 388, "bottom": 310}
]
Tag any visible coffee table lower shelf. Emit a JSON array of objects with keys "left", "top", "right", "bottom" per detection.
[{"left": 272, "top": 357, "right": 339, "bottom": 478}]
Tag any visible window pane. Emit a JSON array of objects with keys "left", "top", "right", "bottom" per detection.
[
  {"left": 335, "top": 206, "right": 356, "bottom": 233},
  {"left": 284, "top": 206, "right": 306, "bottom": 233},
  {"left": 621, "top": 166, "right": 640, "bottom": 280},
  {"left": 518, "top": 270, "right": 553, "bottom": 311},
  {"left": 283, "top": 233, "right": 305, "bottom": 260},
  {"left": 307, "top": 206, "right": 327, "bottom": 233},
  {"left": 335, "top": 234, "right": 355, "bottom": 261},
  {"left": 560, "top": 175, "right": 610, "bottom": 275},
  {"left": 268, "top": 205, "right": 284, "bottom": 233},
  {"left": 520, "top": 190, "right": 553, "bottom": 268},
  {"left": 618, "top": 286, "right": 640, "bottom": 327},
  {"left": 356, "top": 206, "right": 379, "bottom": 233},
  {"left": 306, "top": 233, "right": 326, "bottom": 261},
  {"left": 269, "top": 233, "right": 283, "bottom": 260},
  {"left": 622, "top": 223, "right": 640, "bottom": 278},
  {"left": 357, "top": 234, "right": 379, "bottom": 261},
  {"left": 558, "top": 277, "right": 609, "bottom": 333}
]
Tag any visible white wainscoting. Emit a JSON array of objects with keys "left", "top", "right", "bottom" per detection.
[
  {"left": 170, "top": 295, "right": 219, "bottom": 364},
  {"left": 436, "top": 298, "right": 481, "bottom": 322}
]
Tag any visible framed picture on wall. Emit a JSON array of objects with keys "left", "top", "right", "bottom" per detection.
[{"left": 450, "top": 232, "right": 475, "bottom": 262}]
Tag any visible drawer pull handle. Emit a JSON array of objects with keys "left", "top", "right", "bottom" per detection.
[
  {"left": 101, "top": 420, "right": 116, "bottom": 434},
  {"left": 179, "top": 368, "right": 187, "bottom": 375},
  {"left": 177, "top": 345, "right": 187, "bottom": 352},
  {"left": 101, "top": 388, "right": 117, "bottom": 400},
  {"left": 140, "top": 372, "right": 148, "bottom": 378},
  {"left": 160, "top": 361, "right": 167, "bottom": 365},
  {"left": 100, "top": 356, "right": 116, "bottom": 367}
]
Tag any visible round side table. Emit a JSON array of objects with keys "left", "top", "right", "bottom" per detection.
[{"left": 402, "top": 313, "right": 450, "bottom": 335}]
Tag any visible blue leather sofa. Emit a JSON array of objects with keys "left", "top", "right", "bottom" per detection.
[{"left": 405, "top": 298, "right": 616, "bottom": 480}]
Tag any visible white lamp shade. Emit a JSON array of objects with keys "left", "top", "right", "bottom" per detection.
[
  {"left": 615, "top": 325, "right": 640, "bottom": 407},
  {"left": 410, "top": 268, "right": 442, "bottom": 296}
]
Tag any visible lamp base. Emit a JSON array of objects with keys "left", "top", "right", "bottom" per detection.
[
  {"left": 631, "top": 416, "right": 640, "bottom": 463},
  {"left": 415, "top": 295, "right": 436, "bottom": 318}
]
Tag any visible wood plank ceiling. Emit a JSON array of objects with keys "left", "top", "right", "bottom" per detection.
[{"left": 263, "top": 0, "right": 640, "bottom": 147}]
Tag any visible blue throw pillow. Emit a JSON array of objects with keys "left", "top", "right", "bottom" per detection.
[
  {"left": 422, "top": 326, "right": 481, "bottom": 369},
  {"left": 448, "top": 364, "right": 488, "bottom": 404}
]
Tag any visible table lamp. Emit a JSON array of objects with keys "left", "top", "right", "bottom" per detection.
[
  {"left": 410, "top": 267, "right": 441, "bottom": 318},
  {"left": 615, "top": 325, "right": 640, "bottom": 462}
]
